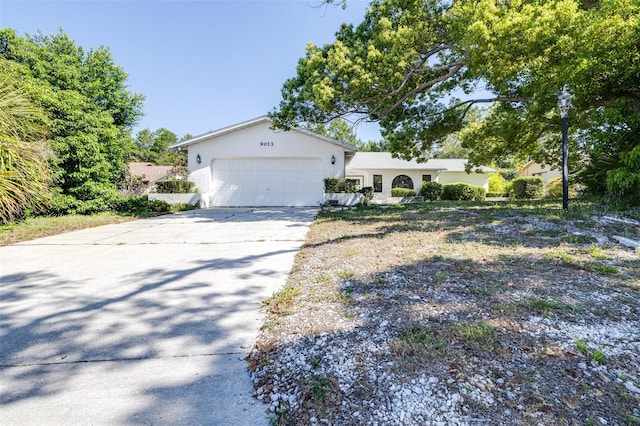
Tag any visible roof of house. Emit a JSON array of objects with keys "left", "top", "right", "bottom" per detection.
[
  {"left": 346, "top": 152, "right": 496, "bottom": 173},
  {"left": 127, "top": 162, "right": 174, "bottom": 184},
  {"left": 169, "top": 116, "right": 357, "bottom": 152}
]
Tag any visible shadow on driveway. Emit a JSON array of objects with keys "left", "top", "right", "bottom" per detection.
[{"left": 0, "top": 208, "right": 316, "bottom": 424}]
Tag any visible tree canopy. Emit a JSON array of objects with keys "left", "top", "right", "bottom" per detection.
[
  {"left": 0, "top": 28, "right": 145, "bottom": 212},
  {"left": 129, "top": 127, "right": 187, "bottom": 167},
  {"left": 271, "top": 0, "right": 640, "bottom": 200}
]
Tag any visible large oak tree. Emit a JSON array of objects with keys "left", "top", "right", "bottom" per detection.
[{"left": 271, "top": 0, "right": 640, "bottom": 200}]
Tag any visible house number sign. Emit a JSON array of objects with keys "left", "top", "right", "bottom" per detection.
[{"left": 259, "top": 141, "right": 274, "bottom": 147}]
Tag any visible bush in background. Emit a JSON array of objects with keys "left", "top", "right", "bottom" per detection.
[
  {"left": 155, "top": 179, "right": 195, "bottom": 194},
  {"left": 511, "top": 176, "right": 544, "bottom": 199},
  {"left": 391, "top": 187, "right": 416, "bottom": 197},
  {"left": 324, "top": 178, "right": 360, "bottom": 193},
  {"left": 441, "top": 183, "right": 486, "bottom": 201},
  {"left": 545, "top": 177, "right": 563, "bottom": 199},
  {"left": 488, "top": 173, "right": 507, "bottom": 196},
  {"left": 113, "top": 195, "right": 170, "bottom": 215},
  {"left": 420, "top": 181, "right": 442, "bottom": 201}
]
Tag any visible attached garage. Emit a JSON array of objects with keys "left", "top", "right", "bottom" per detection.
[
  {"left": 210, "top": 158, "right": 322, "bottom": 207},
  {"left": 171, "top": 117, "right": 355, "bottom": 208}
]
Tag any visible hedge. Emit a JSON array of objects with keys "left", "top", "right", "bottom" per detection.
[
  {"left": 511, "top": 176, "right": 543, "bottom": 199},
  {"left": 441, "top": 183, "right": 486, "bottom": 201},
  {"left": 324, "top": 178, "right": 359, "bottom": 193},
  {"left": 420, "top": 181, "right": 442, "bottom": 201},
  {"left": 155, "top": 179, "right": 195, "bottom": 194},
  {"left": 391, "top": 187, "right": 417, "bottom": 197}
]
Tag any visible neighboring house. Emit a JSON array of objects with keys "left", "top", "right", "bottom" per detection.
[
  {"left": 127, "top": 162, "right": 174, "bottom": 193},
  {"left": 517, "top": 161, "right": 561, "bottom": 183},
  {"left": 170, "top": 117, "right": 496, "bottom": 207},
  {"left": 170, "top": 117, "right": 356, "bottom": 207},
  {"left": 346, "top": 152, "right": 496, "bottom": 201}
]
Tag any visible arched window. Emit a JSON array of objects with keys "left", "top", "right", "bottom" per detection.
[{"left": 392, "top": 175, "right": 413, "bottom": 189}]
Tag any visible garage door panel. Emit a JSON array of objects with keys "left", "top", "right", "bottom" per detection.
[{"left": 210, "top": 158, "right": 322, "bottom": 206}]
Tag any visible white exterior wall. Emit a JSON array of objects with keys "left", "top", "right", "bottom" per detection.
[
  {"left": 187, "top": 121, "right": 347, "bottom": 207},
  {"left": 346, "top": 169, "right": 431, "bottom": 197},
  {"left": 436, "top": 171, "right": 491, "bottom": 191},
  {"left": 519, "top": 163, "right": 562, "bottom": 183},
  {"left": 347, "top": 169, "right": 491, "bottom": 196}
]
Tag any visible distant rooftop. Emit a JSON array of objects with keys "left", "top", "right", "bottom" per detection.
[{"left": 128, "top": 162, "right": 174, "bottom": 184}]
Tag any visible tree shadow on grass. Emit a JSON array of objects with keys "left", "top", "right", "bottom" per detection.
[{"left": 250, "top": 203, "right": 640, "bottom": 425}]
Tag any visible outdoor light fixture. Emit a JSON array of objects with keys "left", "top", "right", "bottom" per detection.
[
  {"left": 557, "top": 86, "right": 572, "bottom": 210},
  {"left": 196, "top": 154, "right": 201, "bottom": 164},
  {"left": 331, "top": 155, "right": 336, "bottom": 165}
]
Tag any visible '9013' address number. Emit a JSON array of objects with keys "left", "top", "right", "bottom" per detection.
[{"left": 260, "top": 141, "right": 274, "bottom": 147}]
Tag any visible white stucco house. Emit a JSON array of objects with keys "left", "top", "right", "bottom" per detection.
[
  {"left": 172, "top": 117, "right": 496, "bottom": 207},
  {"left": 170, "top": 116, "right": 356, "bottom": 207},
  {"left": 517, "top": 160, "right": 561, "bottom": 183},
  {"left": 346, "top": 152, "right": 495, "bottom": 201}
]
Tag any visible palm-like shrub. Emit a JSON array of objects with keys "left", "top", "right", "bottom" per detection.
[{"left": 0, "top": 78, "right": 52, "bottom": 223}]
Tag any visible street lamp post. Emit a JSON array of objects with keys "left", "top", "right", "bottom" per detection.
[{"left": 557, "top": 86, "right": 572, "bottom": 210}]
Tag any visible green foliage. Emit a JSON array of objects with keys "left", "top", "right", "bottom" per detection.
[
  {"left": 452, "top": 321, "right": 499, "bottom": 353},
  {"left": 271, "top": 0, "right": 640, "bottom": 203},
  {"left": 0, "top": 28, "right": 144, "bottom": 213},
  {"left": 324, "top": 178, "right": 359, "bottom": 193},
  {"left": 546, "top": 177, "right": 563, "bottom": 199},
  {"left": 441, "top": 183, "right": 485, "bottom": 201},
  {"left": 129, "top": 128, "right": 187, "bottom": 167},
  {"left": 154, "top": 179, "right": 195, "bottom": 194},
  {"left": 0, "top": 76, "right": 52, "bottom": 223},
  {"left": 304, "top": 373, "right": 332, "bottom": 402},
  {"left": 488, "top": 173, "right": 507, "bottom": 195},
  {"left": 391, "top": 187, "right": 416, "bottom": 197},
  {"left": 113, "top": 195, "right": 171, "bottom": 215},
  {"left": 356, "top": 139, "right": 389, "bottom": 152},
  {"left": 306, "top": 118, "right": 361, "bottom": 147},
  {"left": 419, "top": 181, "right": 442, "bottom": 201},
  {"left": 512, "top": 177, "right": 544, "bottom": 199}
]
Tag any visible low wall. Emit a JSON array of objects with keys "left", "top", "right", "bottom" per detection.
[
  {"left": 149, "top": 193, "right": 201, "bottom": 205},
  {"left": 323, "top": 193, "right": 363, "bottom": 206},
  {"left": 375, "top": 196, "right": 425, "bottom": 204}
]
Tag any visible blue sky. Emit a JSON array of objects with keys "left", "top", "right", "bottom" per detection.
[{"left": 0, "top": 0, "right": 383, "bottom": 141}]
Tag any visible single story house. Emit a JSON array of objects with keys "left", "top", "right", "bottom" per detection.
[
  {"left": 346, "top": 152, "right": 496, "bottom": 201},
  {"left": 171, "top": 117, "right": 496, "bottom": 207},
  {"left": 170, "top": 117, "right": 356, "bottom": 207},
  {"left": 517, "top": 160, "right": 561, "bottom": 183},
  {"left": 127, "top": 162, "right": 174, "bottom": 193}
]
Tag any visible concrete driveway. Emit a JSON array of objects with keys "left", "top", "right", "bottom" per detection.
[{"left": 0, "top": 208, "right": 317, "bottom": 425}]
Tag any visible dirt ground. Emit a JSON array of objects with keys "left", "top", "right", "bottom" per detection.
[{"left": 250, "top": 200, "right": 640, "bottom": 425}]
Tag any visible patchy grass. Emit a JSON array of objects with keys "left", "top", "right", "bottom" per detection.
[
  {"left": 252, "top": 200, "right": 640, "bottom": 425},
  {"left": 262, "top": 285, "right": 301, "bottom": 316},
  {"left": 0, "top": 213, "right": 136, "bottom": 246}
]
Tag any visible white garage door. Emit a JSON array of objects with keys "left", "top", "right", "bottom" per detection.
[{"left": 210, "top": 158, "right": 323, "bottom": 206}]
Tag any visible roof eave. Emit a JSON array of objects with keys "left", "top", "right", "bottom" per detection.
[{"left": 169, "top": 116, "right": 357, "bottom": 152}]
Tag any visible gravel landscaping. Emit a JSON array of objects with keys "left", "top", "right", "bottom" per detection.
[{"left": 248, "top": 201, "right": 640, "bottom": 425}]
